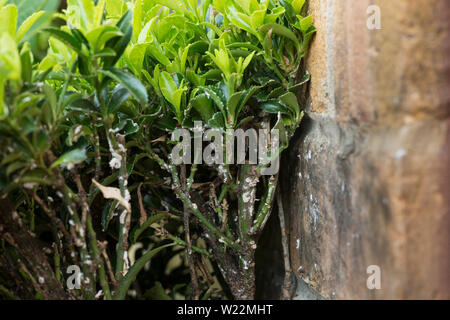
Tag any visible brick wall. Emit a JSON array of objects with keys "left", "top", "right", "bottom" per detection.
[{"left": 279, "top": 0, "right": 450, "bottom": 299}]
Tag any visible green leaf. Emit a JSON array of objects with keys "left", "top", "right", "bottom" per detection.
[
  {"left": 266, "top": 86, "right": 286, "bottom": 100},
  {"left": 132, "top": 0, "right": 143, "bottom": 41},
  {"left": 236, "top": 116, "right": 254, "bottom": 128},
  {"left": 101, "top": 199, "right": 117, "bottom": 231},
  {"left": 159, "top": 71, "right": 178, "bottom": 97},
  {"left": 250, "top": 9, "right": 265, "bottom": 30},
  {"left": 147, "top": 41, "right": 171, "bottom": 66},
  {"left": 68, "top": 98, "right": 96, "bottom": 111},
  {"left": 155, "top": 115, "right": 177, "bottom": 131},
  {"left": 235, "top": 85, "right": 261, "bottom": 117},
  {"left": 261, "top": 100, "right": 289, "bottom": 114},
  {"left": 104, "top": 10, "right": 133, "bottom": 67},
  {"left": 154, "top": 0, "right": 188, "bottom": 13},
  {"left": 0, "top": 32, "right": 21, "bottom": 80},
  {"left": 37, "top": 54, "right": 59, "bottom": 73},
  {"left": 71, "top": 26, "right": 91, "bottom": 48},
  {"left": 279, "top": 92, "right": 300, "bottom": 117},
  {"left": 105, "top": 0, "right": 127, "bottom": 18},
  {"left": 258, "top": 23, "right": 300, "bottom": 49},
  {"left": 142, "top": 65, "right": 160, "bottom": 94},
  {"left": 159, "top": 71, "right": 186, "bottom": 119},
  {"left": 114, "top": 243, "right": 176, "bottom": 300},
  {"left": 291, "top": 0, "right": 306, "bottom": 14},
  {"left": 127, "top": 43, "right": 148, "bottom": 76},
  {"left": 7, "top": 0, "right": 58, "bottom": 27},
  {"left": 207, "top": 112, "right": 225, "bottom": 128},
  {"left": 199, "top": 86, "right": 226, "bottom": 116},
  {"left": 94, "top": 0, "right": 106, "bottom": 26},
  {"left": 86, "top": 26, "right": 123, "bottom": 52},
  {"left": 131, "top": 213, "right": 168, "bottom": 243},
  {"left": 43, "top": 83, "right": 57, "bottom": 120},
  {"left": 190, "top": 93, "right": 215, "bottom": 123},
  {"left": 272, "top": 113, "right": 288, "bottom": 147},
  {"left": 116, "top": 119, "right": 139, "bottom": 136},
  {"left": 44, "top": 28, "right": 83, "bottom": 54},
  {"left": 265, "top": 6, "right": 285, "bottom": 24},
  {"left": 279, "top": 0, "right": 296, "bottom": 24},
  {"left": 16, "top": 10, "right": 44, "bottom": 42},
  {"left": 226, "top": 91, "right": 244, "bottom": 123},
  {"left": 0, "top": 152, "right": 22, "bottom": 166},
  {"left": 101, "top": 68, "right": 148, "bottom": 106},
  {"left": 92, "top": 47, "right": 116, "bottom": 58},
  {"left": 50, "top": 148, "right": 87, "bottom": 169},
  {"left": 108, "top": 84, "right": 131, "bottom": 113},
  {"left": 68, "top": 0, "right": 95, "bottom": 31},
  {"left": 0, "top": 4, "right": 17, "bottom": 37},
  {"left": 225, "top": 5, "right": 256, "bottom": 36},
  {"left": 6, "top": 161, "right": 28, "bottom": 177},
  {"left": 299, "top": 15, "right": 313, "bottom": 33}
]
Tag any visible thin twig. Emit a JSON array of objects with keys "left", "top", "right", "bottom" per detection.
[
  {"left": 181, "top": 164, "right": 200, "bottom": 300},
  {"left": 277, "top": 190, "right": 293, "bottom": 300},
  {"left": 137, "top": 183, "right": 147, "bottom": 225},
  {"left": 99, "top": 241, "right": 117, "bottom": 288}
]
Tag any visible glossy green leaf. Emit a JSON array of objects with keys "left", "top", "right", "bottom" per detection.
[
  {"left": 207, "top": 112, "right": 225, "bottom": 128},
  {"left": 261, "top": 100, "right": 289, "bottom": 114},
  {"left": 199, "top": 86, "right": 226, "bottom": 116},
  {"left": 101, "top": 199, "right": 117, "bottom": 231},
  {"left": 50, "top": 148, "right": 87, "bottom": 169},
  {"left": 103, "top": 10, "right": 132, "bottom": 67},
  {"left": 235, "top": 85, "right": 261, "bottom": 116},
  {"left": 159, "top": 71, "right": 187, "bottom": 119},
  {"left": 272, "top": 113, "right": 288, "bottom": 146},
  {"left": 279, "top": 91, "right": 300, "bottom": 117},
  {"left": 190, "top": 93, "right": 215, "bottom": 123},
  {"left": 108, "top": 84, "right": 131, "bottom": 113},
  {"left": 101, "top": 68, "right": 148, "bottom": 106}
]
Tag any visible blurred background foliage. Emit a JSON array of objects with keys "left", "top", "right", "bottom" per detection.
[{"left": 7, "top": 0, "right": 61, "bottom": 58}]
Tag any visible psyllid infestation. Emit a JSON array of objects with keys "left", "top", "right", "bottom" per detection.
[{"left": 0, "top": 0, "right": 315, "bottom": 300}]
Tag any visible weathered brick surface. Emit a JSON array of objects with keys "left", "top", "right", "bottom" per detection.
[{"left": 281, "top": 0, "right": 450, "bottom": 299}]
